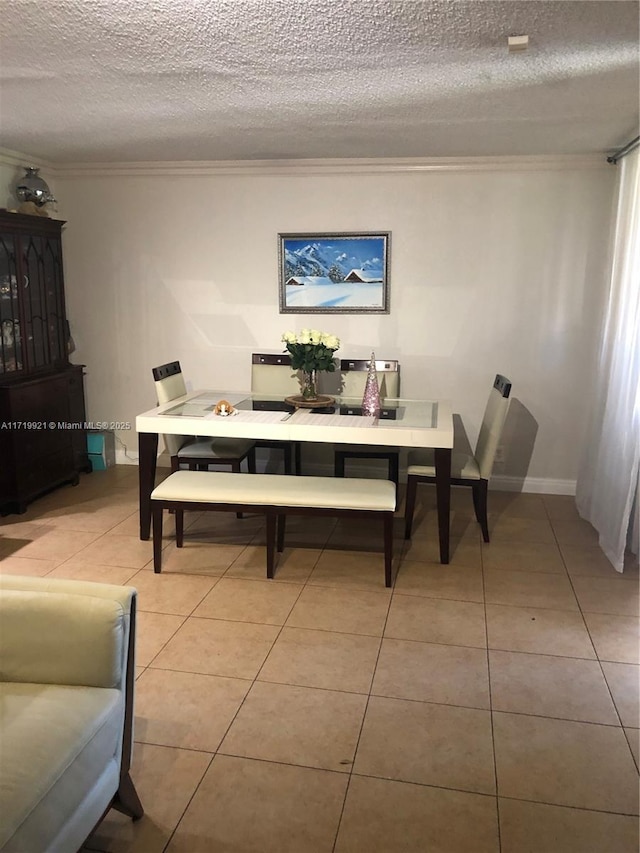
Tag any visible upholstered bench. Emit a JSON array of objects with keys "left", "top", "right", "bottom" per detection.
[{"left": 151, "top": 470, "right": 397, "bottom": 586}]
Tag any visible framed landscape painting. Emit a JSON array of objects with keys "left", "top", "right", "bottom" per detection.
[{"left": 279, "top": 232, "right": 390, "bottom": 314}]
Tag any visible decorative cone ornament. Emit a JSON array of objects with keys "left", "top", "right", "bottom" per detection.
[{"left": 362, "top": 352, "right": 381, "bottom": 417}]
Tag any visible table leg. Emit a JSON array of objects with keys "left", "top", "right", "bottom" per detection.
[
  {"left": 138, "top": 432, "right": 158, "bottom": 540},
  {"left": 434, "top": 447, "right": 451, "bottom": 564}
]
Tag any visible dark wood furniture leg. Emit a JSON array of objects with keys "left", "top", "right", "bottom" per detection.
[
  {"left": 111, "top": 597, "right": 144, "bottom": 820},
  {"left": 384, "top": 512, "right": 394, "bottom": 587},
  {"left": 434, "top": 447, "right": 451, "bottom": 564},
  {"left": 266, "top": 512, "right": 277, "bottom": 578},
  {"left": 138, "top": 432, "right": 158, "bottom": 540}
]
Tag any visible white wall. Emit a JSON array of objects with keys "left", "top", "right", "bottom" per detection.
[{"left": 1, "top": 155, "right": 616, "bottom": 489}]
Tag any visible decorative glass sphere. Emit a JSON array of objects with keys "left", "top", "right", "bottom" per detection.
[{"left": 15, "top": 167, "right": 56, "bottom": 206}]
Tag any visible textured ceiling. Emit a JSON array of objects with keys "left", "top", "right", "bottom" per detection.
[{"left": 0, "top": 0, "right": 638, "bottom": 163}]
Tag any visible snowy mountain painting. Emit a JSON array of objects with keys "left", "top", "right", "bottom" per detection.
[{"left": 279, "top": 233, "right": 389, "bottom": 313}]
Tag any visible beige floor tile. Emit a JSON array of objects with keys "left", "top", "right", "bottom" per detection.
[
  {"left": 108, "top": 513, "right": 149, "bottom": 537},
  {"left": 183, "top": 511, "right": 265, "bottom": 541},
  {"left": 0, "top": 511, "right": 49, "bottom": 532},
  {"left": 225, "top": 544, "right": 321, "bottom": 582},
  {"left": 150, "top": 616, "right": 279, "bottom": 678},
  {"left": 354, "top": 696, "right": 495, "bottom": 794},
  {"left": 561, "top": 543, "right": 640, "bottom": 580},
  {"left": 260, "top": 515, "right": 336, "bottom": 550},
  {"left": 153, "top": 540, "right": 245, "bottom": 574},
  {"left": 385, "top": 594, "right": 487, "bottom": 648},
  {"left": 47, "top": 562, "right": 139, "bottom": 585},
  {"left": 166, "top": 755, "right": 347, "bottom": 853},
  {"left": 481, "top": 541, "right": 566, "bottom": 574},
  {"left": 73, "top": 534, "right": 154, "bottom": 570},
  {"left": 0, "top": 555, "right": 60, "bottom": 575},
  {"left": 0, "top": 520, "right": 51, "bottom": 544},
  {"left": 32, "top": 499, "right": 139, "bottom": 533},
  {"left": 6, "top": 527, "right": 102, "bottom": 562},
  {"left": 135, "top": 668, "right": 250, "bottom": 751},
  {"left": 493, "top": 711, "right": 639, "bottom": 813},
  {"left": 192, "top": 577, "right": 302, "bottom": 624},
  {"left": 484, "top": 568, "right": 579, "bottom": 611},
  {"left": 583, "top": 612, "right": 640, "bottom": 664},
  {"left": 259, "top": 626, "right": 380, "bottom": 693},
  {"left": 401, "top": 537, "right": 482, "bottom": 569},
  {"left": 552, "top": 518, "right": 600, "bottom": 546},
  {"left": 486, "top": 604, "right": 596, "bottom": 658},
  {"left": 126, "top": 570, "right": 217, "bottom": 616},
  {"left": 542, "top": 494, "right": 582, "bottom": 521},
  {"left": 625, "top": 727, "right": 639, "bottom": 767},
  {"left": 487, "top": 492, "right": 548, "bottom": 520},
  {"left": 136, "top": 611, "right": 186, "bottom": 667},
  {"left": 286, "top": 585, "right": 390, "bottom": 636},
  {"left": 326, "top": 518, "right": 393, "bottom": 551},
  {"left": 19, "top": 478, "right": 640, "bottom": 850},
  {"left": 84, "top": 742, "right": 211, "bottom": 853},
  {"left": 601, "top": 662, "right": 640, "bottom": 727},
  {"left": 395, "top": 561, "right": 484, "bottom": 601},
  {"left": 372, "top": 638, "right": 490, "bottom": 708},
  {"left": 409, "top": 508, "right": 480, "bottom": 540},
  {"left": 308, "top": 548, "right": 396, "bottom": 591},
  {"left": 335, "top": 775, "right": 499, "bottom": 853},
  {"left": 489, "top": 650, "right": 619, "bottom": 724},
  {"left": 572, "top": 576, "right": 640, "bottom": 617},
  {"left": 220, "top": 681, "right": 366, "bottom": 772},
  {"left": 498, "top": 798, "right": 640, "bottom": 853},
  {"left": 486, "top": 516, "right": 556, "bottom": 545}
]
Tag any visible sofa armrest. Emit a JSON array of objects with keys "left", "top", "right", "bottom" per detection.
[{"left": 0, "top": 575, "right": 137, "bottom": 689}]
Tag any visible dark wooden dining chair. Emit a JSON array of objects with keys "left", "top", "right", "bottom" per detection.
[{"left": 404, "top": 373, "right": 512, "bottom": 542}]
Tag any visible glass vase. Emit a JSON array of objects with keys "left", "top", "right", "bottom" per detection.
[{"left": 302, "top": 369, "right": 318, "bottom": 400}]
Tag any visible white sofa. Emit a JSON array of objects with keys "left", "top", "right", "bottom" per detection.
[{"left": 0, "top": 575, "right": 143, "bottom": 853}]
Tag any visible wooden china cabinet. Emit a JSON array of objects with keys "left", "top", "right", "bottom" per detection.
[{"left": 0, "top": 210, "right": 90, "bottom": 515}]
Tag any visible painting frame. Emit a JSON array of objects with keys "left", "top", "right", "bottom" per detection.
[{"left": 278, "top": 231, "right": 390, "bottom": 314}]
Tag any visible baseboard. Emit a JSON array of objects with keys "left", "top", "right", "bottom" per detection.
[
  {"left": 490, "top": 475, "right": 576, "bottom": 496},
  {"left": 115, "top": 448, "right": 577, "bottom": 495}
]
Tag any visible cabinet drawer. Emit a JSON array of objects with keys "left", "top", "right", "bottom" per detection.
[
  {"left": 11, "top": 426, "right": 71, "bottom": 457},
  {"left": 15, "top": 448, "right": 75, "bottom": 498}
]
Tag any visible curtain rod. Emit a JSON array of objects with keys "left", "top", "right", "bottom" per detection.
[{"left": 606, "top": 136, "right": 640, "bottom": 164}]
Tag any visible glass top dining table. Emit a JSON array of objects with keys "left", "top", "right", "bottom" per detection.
[{"left": 135, "top": 390, "right": 454, "bottom": 562}]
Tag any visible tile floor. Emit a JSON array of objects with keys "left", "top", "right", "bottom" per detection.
[{"left": 0, "top": 466, "right": 638, "bottom": 852}]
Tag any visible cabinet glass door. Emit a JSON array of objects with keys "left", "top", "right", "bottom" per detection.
[
  {"left": 0, "top": 231, "right": 23, "bottom": 374},
  {"left": 21, "top": 233, "right": 66, "bottom": 371}
]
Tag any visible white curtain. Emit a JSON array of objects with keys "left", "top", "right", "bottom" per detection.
[{"left": 576, "top": 147, "right": 640, "bottom": 573}]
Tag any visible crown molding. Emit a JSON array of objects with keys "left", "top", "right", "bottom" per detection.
[
  {"left": 1, "top": 150, "right": 609, "bottom": 178},
  {"left": 0, "top": 148, "right": 55, "bottom": 171}
]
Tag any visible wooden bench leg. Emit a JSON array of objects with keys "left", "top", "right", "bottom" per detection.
[
  {"left": 266, "top": 513, "right": 277, "bottom": 579},
  {"left": 383, "top": 511, "right": 394, "bottom": 588},
  {"left": 152, "top": 504, "right": 163, "bottom": 573},
  {"left": 276, "top": 514, "right": 286, "bottom": 553},
  {"left": 175, "top": 508, "right": 184, "bottom": 547}
]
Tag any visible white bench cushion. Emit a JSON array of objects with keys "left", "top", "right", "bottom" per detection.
[{"left": 151, "top": 470, "right": 396, "bottom": 512}]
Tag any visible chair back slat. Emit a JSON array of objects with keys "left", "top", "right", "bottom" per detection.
[
  {"left": 152, "top": 361, "right": 189, "bottom": 456},
  {"left": 340, "top": 359, "right": 400, "bottom": 398},
  {"left": 475, "top": 374, "right": 512, "bottom": 479},
  {"left": 251, "top": 353, "right": 300, "bottom": 396}
]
